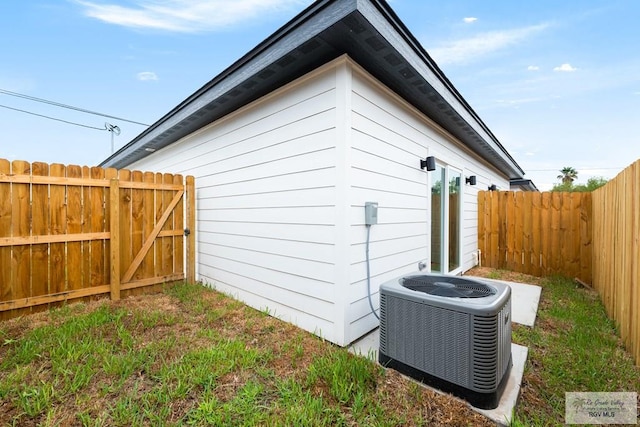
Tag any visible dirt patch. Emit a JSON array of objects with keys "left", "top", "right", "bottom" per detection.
[{"left": 464, "top": 266, "right": 547, "bottom": 286}]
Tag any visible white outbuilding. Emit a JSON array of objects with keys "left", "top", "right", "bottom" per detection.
[{"left": 102, "top": 0, "right": 527, "bottom": 346}]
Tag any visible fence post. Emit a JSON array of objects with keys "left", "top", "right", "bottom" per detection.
[
  {"left": 110, "top": 178, "right": 121, "bottom": 301},
  {"left": 186, "top": 176, "right": 196, "bottom": 284}
]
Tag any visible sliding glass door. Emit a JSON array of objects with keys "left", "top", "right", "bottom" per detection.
[{"left": 430, "top": 163, "right": 462, "bottom": 274}]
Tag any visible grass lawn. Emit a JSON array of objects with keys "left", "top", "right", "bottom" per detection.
[{"left": 1, "top": 270, "right": 638, "bottom": 426}]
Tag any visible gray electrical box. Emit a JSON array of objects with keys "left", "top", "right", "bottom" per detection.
[{"left": 365, "top": 202, "right": 378, "bottom": 225}]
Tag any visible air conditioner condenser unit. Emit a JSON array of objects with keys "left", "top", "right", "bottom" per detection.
[{"left": 378, "top": 273, "right": 512, "bottom": 409}]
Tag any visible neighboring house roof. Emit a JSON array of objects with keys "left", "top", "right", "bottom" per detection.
[
  {"left": 100, "top": 0, "right": 525, "bottom": 179},
  {"left": 509, "top": 178, "right": 539, "bottom": 192}
]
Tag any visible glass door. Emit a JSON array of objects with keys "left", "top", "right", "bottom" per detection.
[{"left": 430, "top": 163, "right": 462, "bottom": 274}]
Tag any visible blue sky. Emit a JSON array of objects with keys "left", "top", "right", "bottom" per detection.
[{"left": 1, "top": 0, "right": 638, "bottom": 190}]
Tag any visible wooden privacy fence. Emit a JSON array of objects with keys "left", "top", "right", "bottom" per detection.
[
  {"left": 478, "top": 190, "right": 592, "bottom": 284},
  {"left": 478, "top": 159, "right": 640, "bottom": 365},
  {"left": 0, "top": 159, "right": 195, "bottom": 320},
  {"left": 592, "top": 160, "right": 640, "bottom": 365}
]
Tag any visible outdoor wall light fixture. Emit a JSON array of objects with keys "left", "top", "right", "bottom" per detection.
[
  {"left": 465, "top": 175, "right": 477, "bottom": 185},
  {"left": 420, "top": 156, "right": 436, "bottom": 171},
  {"left": 488, "top": 184, "right": 497, "bottom": 191}
]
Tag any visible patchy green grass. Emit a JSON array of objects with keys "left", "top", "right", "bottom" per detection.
[
  {"left": 467, "top": 268, "right": 640, "bottom": 426},
  {"left": 2, "top": 273, "right": 638, "bottom": 426},
  {"left": 0, "top": 283, "right": 492, "bottom": 426}
]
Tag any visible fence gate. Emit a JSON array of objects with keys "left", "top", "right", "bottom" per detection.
[{"left": 0, "top": 160, "right": 195, "bottom": 320}]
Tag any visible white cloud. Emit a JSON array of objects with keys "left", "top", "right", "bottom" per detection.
[
  {"left": 429, "top": 23, "right": 549, "bottom": 65},
  {"left": 73, "top": 0, "right": 309, "bottom": 32},
  {"left": 137, "top": 71, "right": 158, "bottom": 81},
  {"left": 495, "top": 97, "right": 545, "bottom": 106},
  {"left": 553, "top": 63, "right": 578, "bottom": 72},
  {"left": 527, "top": 65, "right": 540, "bottom": 71},
  {"left": 463, "top": 17, "right": 478, "bottom": 23}
]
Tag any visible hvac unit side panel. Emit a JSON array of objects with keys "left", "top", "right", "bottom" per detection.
[
  {"left": 471, "top": 298, "right": 510, "bottom": 393},
  {"left": 471, "top": 313, "right": 499, "bottom": 392}
]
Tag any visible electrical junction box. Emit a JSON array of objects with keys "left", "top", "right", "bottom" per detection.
[{"left": 365, "top": 202, "right": 378, "bottom": 225}]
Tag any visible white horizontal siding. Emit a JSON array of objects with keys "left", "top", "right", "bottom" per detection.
[
  {"left": 130, "top": 63, "right": 342, "bottom": 343},
  {"left": 198, "top": 221, "right": 334, "bottom": 245},
  {"left": 129, "top": 56, "right": 514, "bottom": 347}
]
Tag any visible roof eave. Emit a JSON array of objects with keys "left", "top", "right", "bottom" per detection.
[{"left": 100, "top": 0, "right": 524, "bottom": 180}]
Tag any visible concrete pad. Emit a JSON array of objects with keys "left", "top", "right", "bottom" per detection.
[
  {"left": 349, "top": 326, "right": 379, "bottom": 360},
  {"left": 477, "top": 343, "right": 528, "bottom": 426},
  {"left": 478, "top": 278, "right": 542, "bottom": 327},
  {"left": 349, "top": 332, "right": 528, "bottom": 426}
]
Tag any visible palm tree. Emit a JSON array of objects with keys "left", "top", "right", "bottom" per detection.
[{"left": 557, "top": 166, "right": 578, "bottom": 184}]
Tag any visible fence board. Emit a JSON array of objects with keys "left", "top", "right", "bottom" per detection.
[
  {"left": 489, "top": 193, "right": 498, "bottom": 267},
  {"left": 0, "top": 160, "right": 11, "bottom": 319},
  {"left": 12, "top": 161, "right": 31, "bottom": 304},
  {"left": 477, "top": 191, "right": 486, "bottom": 264},
  {"left": 154, "top": 173, "right": 164, "bottom": 279},
  {"left": 162, "top": 173, "right": 174, "bottom": 277},
  {"left": 579, "top": 193, "right": 592, "bottom": 287},
  {"left": 186, "top": 175, "right": 196, "bottom": 284},
  {"left": 67, "top": 165, "right": 84, "bottom": 291},
  {"left": 530, "top": 192, "right": 542, "bottom": 276},
  {"left": 174, "top": 174, "right": 184, "bottom": 276},
  {"left": 131, "top": 171, "right": 144, "bottom": 285},
  {"left": 31, "top": 162, "right": 49, "bottom": 301},
  {"left": 632, "top": 163, "right": 640, "bottom": 363},
  {"left": 522, "top": 191, "right": 533, "bottom": 274},
  {"left": 88, "top": 168, "right": 109, "bottom": 286},
  {"left": 104, "top": 168, "right": 117, "bottom": 288},
  {"left": 142, "top": 172, "right": 155, "bottom": 280},
  {"left": 119, "top": 169, "right": 132, "bottom": 287},
  {"left": 513, "top": 192, "right": 524, "bottom": 271},
  {"left": 560, "top": 193, "right": 571, "bottom": 276},
  {"left": 50, "top": 164, "right": 66, "bottom": 296},
  {"left": 508, "top": 192, "right": 521, "bottom": 270},
  {"left": 82, "top": 166, "right": 92, "bottom": 293},
  {"left": 550, "top": 192, "right": 561, "bottom": 275}
]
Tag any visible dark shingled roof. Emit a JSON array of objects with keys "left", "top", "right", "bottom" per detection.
[{"left": 100, "top": 0, "right": 525, "bottom": 179}]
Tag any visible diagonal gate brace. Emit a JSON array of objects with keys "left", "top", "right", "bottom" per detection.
[{"left": 121, "top": 189, "right": 184, "bottom": 284}]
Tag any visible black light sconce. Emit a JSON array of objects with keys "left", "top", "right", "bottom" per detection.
[
  {"left": 488, "top": 184, "right": 497, "bottom": 191},
  {"left": 420, "top": 156, "right": 436, "bottom": 171},
  {"left": 465, "top": 175, "right": 477, "bottom": 185}
]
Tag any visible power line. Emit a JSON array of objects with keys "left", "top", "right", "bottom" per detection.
[
  {"left": 0, "top": 88, "right": 150, "bottom": 126},
  {"left": 0, "top": 104, "right": 108, "bottom": 131}
]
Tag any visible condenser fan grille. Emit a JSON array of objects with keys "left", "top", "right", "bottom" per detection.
[{"left": 401, "top": 275, "right": 496, "bottom": 298}]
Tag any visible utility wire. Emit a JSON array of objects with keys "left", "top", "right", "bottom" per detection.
[
  {"left": 0, "top": 104, "right": 108, "bottom": 131},
  {"left": 0, "top": 88, "right": 150, "bottom": 126}
]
